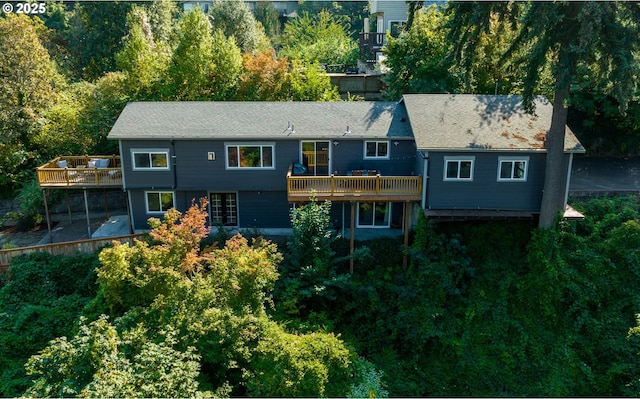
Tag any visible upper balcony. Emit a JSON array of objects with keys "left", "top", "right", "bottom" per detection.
[
  {"left": 37, "top": 156, "right": 123, "bottom": 188},
  {"left": 359, "top": 32, "right": 385, "bottom": 64},
  {"left": 287, "top": 164, "right": 422, "bottom": 203}
]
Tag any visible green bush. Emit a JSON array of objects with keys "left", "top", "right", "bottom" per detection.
[{"left": 0, "top": 252, "right": 99, "bottom": 397}]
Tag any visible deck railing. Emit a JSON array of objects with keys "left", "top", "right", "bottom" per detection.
[
  {"left": 37, "top": 156, "right": 122, "bottom": 188},
  {"left": 287, "top": 164, "right": 422, "bottom": 202},
  {"left": 359, "top": 32, "right": 385, "bottom": 63},
  {"left": 0, "top": 233, "right": 146, "bottom": 272}
]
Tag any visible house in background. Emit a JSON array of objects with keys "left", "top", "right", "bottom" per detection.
[
  {"left": 359, "top": 0, "right": 444, "bottom": 72},
  {"left": 106, "top": 94, "right": 584, "bottom": 237}
]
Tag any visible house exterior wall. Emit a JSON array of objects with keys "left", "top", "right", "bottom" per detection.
[
  {"left": 370, "top": 0, "right": 408, "bottom": 26},
  {"left": 121, "top": 138, "right": 419, "bottom": 230},
  {"left": 330, "top": 138, "right": 416, "bottom": 176},
  {"left": 120, "top": 140, "right": 175, "bottom": 190},
  {"left": 425, "top": 151, "right": 569, "bottom": 211},
  {"left": 129, "top": 189, "right": 293, "bottom": 230}
]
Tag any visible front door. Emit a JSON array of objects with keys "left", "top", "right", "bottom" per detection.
[
  {"left": 301, "top": 141, "right": 330, "bottom": 176},
  {"left": 209, "top": 192, "right": 238, "bottom": 226}
]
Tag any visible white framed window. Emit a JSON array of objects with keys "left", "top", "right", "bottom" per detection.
[
  {"left": 364, "top": 141, "right": 389, "bottom": 159},
  {"left": 357, "top": 202, "right": 391, "bottom": 228},
  {"left": 131, "top": 149, "right": 170, "bottom": 170},
  {"left": 498, "top": 157, "right": 529, "bottom": 181},
  {"left": 388, "top": 20, "right": 406, "bottom": 38},
  {"left": 444, "top": 156, "right": 475, "bottom": 181},
  {"left": 209, "top": 192, "right": 238, "bottom": 226},
  {"left": 145, "top": 191, "right": 175, "bottom": 213},
  {"left": 225, "top": 142, "right": 275, "bottom": 169}
]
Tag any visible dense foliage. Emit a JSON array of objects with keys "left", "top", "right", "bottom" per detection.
[
  {"left": 384, "top": 3, "right": 640, "bottom": 158},
  {"left": 0, "top": 253, "right": 100, "bottom": 395},
  {"left": 3, "top": 197, "right": 640, "bottom": 396},
  {"left": 331, "top": 197, "right": 640, "bottom": 396},
  {"left": 1, "top": 200, "right": 371, "bottom": 397},
  {"left": 0, "top": 2, "right": 342, "bottom": 197}
]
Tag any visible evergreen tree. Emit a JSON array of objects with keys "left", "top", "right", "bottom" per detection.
[{"left": 447, "top": 1, "right": 640, "bottom": 228}]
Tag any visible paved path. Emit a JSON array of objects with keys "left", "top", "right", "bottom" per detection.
[{"left": 570, "top": 156, "right": 640, "bottom": 193}]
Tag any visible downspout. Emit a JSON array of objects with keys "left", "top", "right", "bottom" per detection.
[
  {"left": 170, "top": 140, "right": 177, "bottom": 190},
  {"left": 422, "top": 151, "right": 429, "bottom": 209},
  {"left": 119, "top": 140, "right": 134, "bottom": 233}
]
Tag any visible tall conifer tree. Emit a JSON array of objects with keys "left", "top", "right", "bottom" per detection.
[{"left": 447, "top": 1, "right": 640, "bottom": 228}]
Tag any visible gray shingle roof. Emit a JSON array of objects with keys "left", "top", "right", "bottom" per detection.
[
  {"left": 107, "top": 101, "right": 413, "bottom": 140},
  {"left": 403, "top": 94, "right": 585, "bottom": 153}
]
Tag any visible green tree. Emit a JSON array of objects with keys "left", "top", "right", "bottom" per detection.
[
  {"left": 77, "top": 72, "right": 129, "bottom": 155},
  {"left": 145, "top": 0, "right": 179, "bottom": 46},
  {"left": 116, "top": 7, "right": 171, "bottom": 99},
  {"left": 209, "top": 0, "right": 272, "bottom": 54},
  {"left": 0, "top": 14, "right": 60, "bottom": 191},
  {"left": 447, "top": 1, "right": 640, "bottom": 228},
  {"left": 66, "top": 1, "right": 133, "bottom": 81},
  {"left": 253, "top": 0, "right": 281, "bottom": 43},
  {"left": 289, "top": 61, "right": 341, "bottom": 101},
  {"left": 24, "top": 316, "right": 201, "bottom": 398},
  {"left": 33, "top": 81, "right": 96, "bottom": 159},
  {"left": 168, "top": 8, "right": 242, "bottom": 100},
  {"left": 280, "top": 10, "right": 358, "bottom": 67},
  {"left": 95, "top": 200, "right": 360, "bottom": 396},
  {"left": 0, "top": 253, "right": 99, "bottom": 397},
  {"left": 297, "top": 0, "right": 368, "bottom": 42},
  {"left": 247, "top": 322, "right": 352, "bottom": 397},
  {"left": 382, "top": 6, "right": 460, "bottom": 99}
]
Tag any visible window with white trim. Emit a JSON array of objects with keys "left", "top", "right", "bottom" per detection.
[
  {"left": 498, "top": 157, "right": 529, "bottom": 181},
  {"left": 145, "top": 191, "right": 174, "bottom": 213},
  {"left": 444, "top": 157, "right": 474, "bottom": 181},
  {"left": 388, "top": 20, "right": 406, "bottom": 38},
  {"left": 132, "top": 150, "right": 170, "bottom": 170},
  {"left": 226, "top": 143, "right": 275, "bottom": 169},
  {"left": 357, "top": 202, "right": 390, "bottom": 228},
  {"left": 364, "top": 141, "right": 389, "bottom": 159}
]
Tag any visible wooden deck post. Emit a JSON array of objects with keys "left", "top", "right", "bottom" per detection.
[
  {"left": 66, "top": 191, "right": 72, "bottom": 223},
  {"left": 42, "top": 189, "right": 52, "bottom": 243},
  {"left": 350, "top": 201, "right": 355, "bottom": 274},
  {"left": 83, "top": 189, "right": 91, "bottom": 238},
  {"left": 103, "top": 189, "right": 109, "bottom": 219}
]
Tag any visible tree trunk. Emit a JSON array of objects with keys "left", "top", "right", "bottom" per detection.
[{"left": 538, "top": 47, "right": 572, "bottom": 229}]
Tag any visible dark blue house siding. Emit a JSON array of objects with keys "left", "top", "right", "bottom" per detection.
[
  {"left": 120, "top": 140, "right": 175, "bottom": 189},
  {"left": 121, "top": 138, "right": 418, "bottom": 190},
  {"left": 237, "top": 191, "right": 291, "bottom": 228},
  {"left": 129, "top": 189, "right": 292, "bottom": 230},
  {"left": 426, "top": 151, "right": 557, "bottom": 211},
  {"left": 173, "top": 140, "right": 297, "bottom": 191},
  {"left": 328, "top": 139, "right": 417, "bottom": 176}
]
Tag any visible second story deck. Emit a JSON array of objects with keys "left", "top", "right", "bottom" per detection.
[
  {"left": 287, "top": 164, "right": 422, "bottom": 203},
  {"left": 359, "top": 32, "right": 386, "bottom": 64},
  {"left": 37, "top": 156, "right": 123, "bottom": 188}
]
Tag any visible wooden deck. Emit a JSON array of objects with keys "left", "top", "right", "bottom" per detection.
[
  {"left": 287, "top": 164, "right": 422, "bottom": 202},
  {"left": 37, "top": 156, "right": 122, "bottom": 188}
]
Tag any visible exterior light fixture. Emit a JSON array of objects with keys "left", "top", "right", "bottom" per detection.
[{"left": 333, "top": 140, "right": 339, "bottom": 146}]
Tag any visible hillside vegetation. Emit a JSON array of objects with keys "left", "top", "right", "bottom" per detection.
[{"left": 2, "top": 196, "right": 640, "bottom": 396}]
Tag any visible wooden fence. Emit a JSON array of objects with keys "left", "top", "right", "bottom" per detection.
[{"left": 0, "top": 233, "right": 146, "bottom": 272}]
